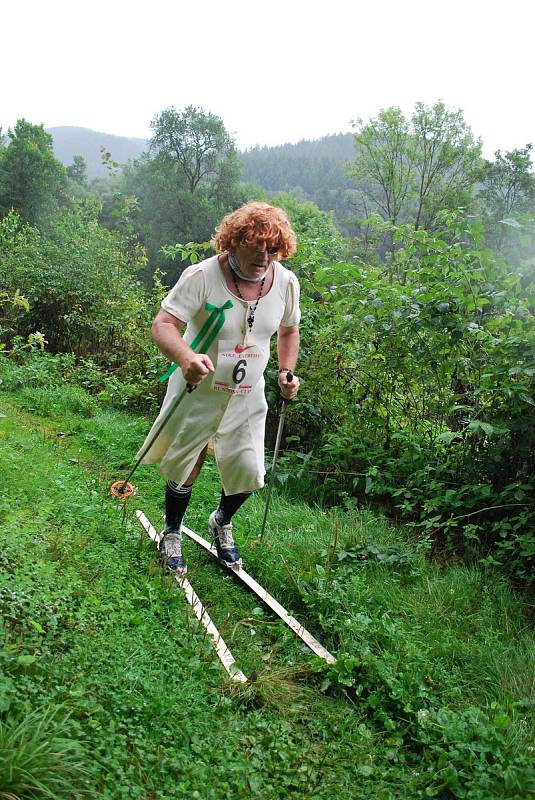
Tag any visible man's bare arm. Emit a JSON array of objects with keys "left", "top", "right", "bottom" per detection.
[{"left": 152, "top": 309, "right": 214, "bottom": 384}]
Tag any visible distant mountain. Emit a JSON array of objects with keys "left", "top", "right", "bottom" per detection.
[
  {"left": 241, "top": 132, "right": 355, "bottom": 190},
  {"left": 47, "top": 126, "right": 357, "bottom": 227},
  {"left": 240, "top": 133, "right": 357, "bottom": 226},
  {"left": 47, "top": 126, "right": 147, "bottom": 179}
]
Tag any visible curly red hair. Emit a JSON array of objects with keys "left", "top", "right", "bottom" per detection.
[{"left": 213, "top": 202, "right": 297, "bottom": 259}]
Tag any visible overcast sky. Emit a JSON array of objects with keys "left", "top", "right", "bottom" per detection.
[{"left": 3, "top": 0, "right": 533, "bottom": 157}]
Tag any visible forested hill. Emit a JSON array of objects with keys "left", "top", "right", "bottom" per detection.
[
  {"left": 47, "top": 126, "right": 357, "bottom": 224},
  {"left": 240, "top": 132, "right": 357, "bottom": 222},
  {"left": 47, "top": 126, "right": 147, "bottom": 179}
]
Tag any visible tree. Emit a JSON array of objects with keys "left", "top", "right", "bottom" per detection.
[
  {"left": 410, "top": 101, "right": 482, "bottom": 230},
  {"left": 349, "top": 107, "right": 412, "bottom": 229},
  {"left": 67, "top": 155, "right": 88, "bottom": 188},
  {"left": 349, "top": 102, "right": 483, "bottom": 236},
  {"left": 150, "top": 106, "right": 239, "bottom": 194},
  {"left": 478, "top": 145, "right": 535, "bottom": 254},
  {"left": 0, "top": 119, "right": 68, "bottom": 224},
  {"left": 119, "top": 106, "right": 243, "bottom": 284}
]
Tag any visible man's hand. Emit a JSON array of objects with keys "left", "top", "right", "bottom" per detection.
[
  {"left": 278, "top": 370, "right": 300, "bottom": 400},
  {"left": 181, "top": 353, "right": 214, "bottom": 385},
  {"left": 152, "top": 310, "right": 214, "bottom": 386}
]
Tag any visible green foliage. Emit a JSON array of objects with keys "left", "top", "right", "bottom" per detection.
[
  {"left": 478, "top": 145, "right": 535, "bottom": 260},
  {"left": 0, "top": 706, "right": 87, "bottom": 799},
  {"left": 272, "top": 192, "right": 345, "bottom": 262},
  {"left": 284, "top": 211, "right": 535, "bottom": 582},
  {"left": 66, "top": 154, "right": 88, "bottom": 187},
  {"left": 0, "top": 120, "right": 68, "bottom": 225},
  {"left": 160, "top": 239, "right": 213, "bottom": 265},
  {"left": 480, "top": 145, "right": 534, "bottom": 221},
  {"left": 0, "top": 207, "right": 167, "bottom": 408},
  {"left": 351, "top": 106, "right": 411, "bottom": 228},
  {"left": 118, "top": 106, "right": 243, "bottom": 279},
  {"left": 0, "top": 283, "right": 37, "bottom": 355},
  {"left": 349, "top": 102, "right": 483, "bottom": 239},
  {"left": 0, "top": 389, "right": 534, "bottom": 799},
  {"left": 150, "top": 105, "right": 238, "bottom": 194}
]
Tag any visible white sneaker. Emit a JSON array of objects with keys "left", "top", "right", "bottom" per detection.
[
  {"left": 208, "top": 511, "right": 242, "bottom": 568},
  {"left": 159, "top": 530, "right": 187, "bottom": 574}
]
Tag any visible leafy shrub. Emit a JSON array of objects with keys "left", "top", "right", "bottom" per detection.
[
  {"left": 0, "top": 209, "right": 169, "bottom": 410},
  {"left": 0, "top": 205, "right": 151, "bottom": 356},
  {"left": 298, "top": 552, "right": 535, "bottom": 800},
  {"left": 0, "top": 351, "right": 76, "bottom": 391},
  {"left": 17, "top": 384, "right": 98, "bottom": 418},
  {"left": 283, "top": 214, "right": 535, "bottom": 582}
]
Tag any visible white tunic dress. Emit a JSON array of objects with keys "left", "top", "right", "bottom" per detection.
[{"left": 138, "top": 255, "right": 301, "bottom": 495}]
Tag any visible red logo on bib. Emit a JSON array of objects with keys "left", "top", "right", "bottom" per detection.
[{"left": 234, "top": 344, "right": 255, "bottom": 354}]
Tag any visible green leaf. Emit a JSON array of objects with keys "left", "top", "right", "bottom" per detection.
[
  {"left": 436, "top": 431, "right": 462, "bottom": 445},
  {"left": 467, "top": 420, "right": 494, "bottom": 436},
  {"left": 494, "top": 713, "right": 511, "bottom": 729},
  {"left": 17, "top": 654, "right": 37, "bottom": 666}
]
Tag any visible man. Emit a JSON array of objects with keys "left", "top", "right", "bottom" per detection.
[{"left": 139, "top": 202, "right": 301, "bottom": 573}]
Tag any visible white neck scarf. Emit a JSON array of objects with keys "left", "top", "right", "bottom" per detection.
[{"left": 228, "top": 250, "right": 268, "bottom": 282}]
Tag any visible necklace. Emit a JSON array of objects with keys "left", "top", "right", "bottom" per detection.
[{"left": 229, "top": 267, "right": 266, "bottom": 334}]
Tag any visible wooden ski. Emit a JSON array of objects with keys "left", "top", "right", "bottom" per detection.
[
  {"left": 182, "top": 524, "right": 337, "bottom": 665},
  {"left": 136, "top": 510, "right": 247, "bottom": 683}
]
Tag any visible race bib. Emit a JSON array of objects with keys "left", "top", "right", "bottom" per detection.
[{"left": 212, "top": 340, "right": 265, "bottom": 395}]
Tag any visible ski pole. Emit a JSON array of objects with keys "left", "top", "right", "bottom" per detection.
[
  {"left": 110, "top": 382, "right": 196, "bottom": 498},
  {"left": 110, "top": 299, "right": 234, "bottom": 499},
  {"left": 259, "top": 371, "right": 293, "bottom": 539}
]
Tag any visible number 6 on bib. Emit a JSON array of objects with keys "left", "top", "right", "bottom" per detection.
[
  {"left": 232, "top": 359, "right": 247, "bottom": 385},
  {"left": 212, "top": 341, "right": 265, "bottom": 395}
]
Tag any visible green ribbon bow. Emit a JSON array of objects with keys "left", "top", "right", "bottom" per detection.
[{"left": 159, "top": 299, "right": 234, "bottom": 383}]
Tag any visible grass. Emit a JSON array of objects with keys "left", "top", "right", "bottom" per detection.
[
  {"left": 0, "top": 706, "right": 87, "bottom": 799},
  {"left": 0, "top": 363, "right": 534, "bottom": 799}
]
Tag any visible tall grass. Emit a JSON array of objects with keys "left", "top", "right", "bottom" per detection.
[{"left": 0, "top": 706, "right": 87, "bottom": 799}]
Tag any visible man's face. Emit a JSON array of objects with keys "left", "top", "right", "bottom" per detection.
[{"left": 235, "top": 240, "right": 279, "bottom": 277}]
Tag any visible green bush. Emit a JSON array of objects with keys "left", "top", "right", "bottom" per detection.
[
  {"left": 283, "top": 213, "right": 535, "bottom": 582},
  {"left": 0, "top": 209, "right": 168, "bottom": 410},
  {"left": 0, "top": 206, "right": 150, "bottom": 355}
]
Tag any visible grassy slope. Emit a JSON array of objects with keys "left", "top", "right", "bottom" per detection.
[{"left": 0, "top": 380, "right": 534, "bottom": 799}]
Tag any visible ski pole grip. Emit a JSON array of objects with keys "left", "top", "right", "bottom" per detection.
[{"left": 282, "top": 371, "right": 294, "bottom": 403}]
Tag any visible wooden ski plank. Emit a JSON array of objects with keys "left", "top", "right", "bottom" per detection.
[
  {"left": 135, "top": 510, "right": 247, "bottom": 684},
  {"left": 182, "top": 524, "right": 337, "bottom": 666}
]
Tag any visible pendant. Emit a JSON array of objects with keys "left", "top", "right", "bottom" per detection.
[{"left": 247, "top": 308, "right": 255, "bottom": 330}]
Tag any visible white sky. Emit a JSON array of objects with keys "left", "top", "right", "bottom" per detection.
[{"left": 2, "top": 0, "right": 534, "bottom": 158}]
